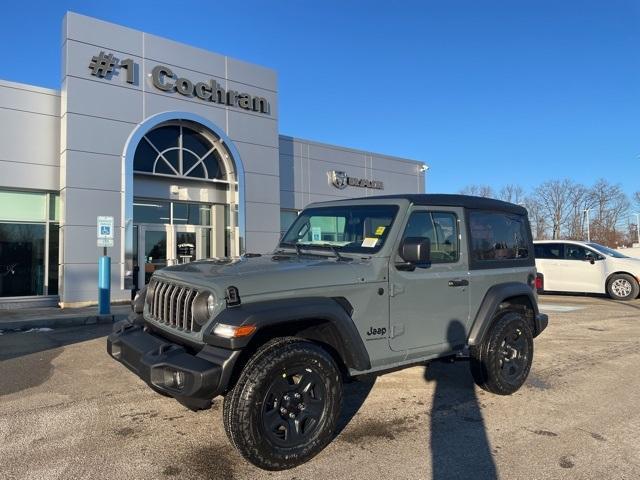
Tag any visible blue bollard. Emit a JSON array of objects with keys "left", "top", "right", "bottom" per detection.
[{"left": 98, "top": 255, "right": 111, "bottom": 315}]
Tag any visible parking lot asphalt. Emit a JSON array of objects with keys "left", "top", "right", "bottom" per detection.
[{"left": 1, "top": 294, "right": 639, "bottom": 480}]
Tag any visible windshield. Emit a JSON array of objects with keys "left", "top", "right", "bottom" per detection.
[
  {"left": 587, "top": 243, "right": 628, "bottom": 258},
  {"left": 280, "top": 205, "right": 399, "bottom": 254}
]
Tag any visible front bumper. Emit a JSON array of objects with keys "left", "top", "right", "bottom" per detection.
[
  {"left": 107, "top": 321, "right": 239, "bottom": 410},
  {"left": 534, "top": 313, "right": 549, "bottom": 337}
]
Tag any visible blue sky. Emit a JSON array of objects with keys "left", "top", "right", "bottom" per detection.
[{"left": 1, "top": 1, "right": 638, "bottom": 198}]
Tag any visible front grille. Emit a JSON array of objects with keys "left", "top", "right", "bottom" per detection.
[{"left": 147, "top": 279, "right": 200, "bottom": 332}]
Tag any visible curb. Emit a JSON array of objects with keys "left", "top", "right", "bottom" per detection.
[{"left": 0, "top": 313, "right": 129, "bottom": 332}]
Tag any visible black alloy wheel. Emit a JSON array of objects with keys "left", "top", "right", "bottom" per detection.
[
  {"left": 470, "top": 311, "right": 534, "bottom": 395},
  {"left": 496, "top": 322, "right": 531, "bottom": 386},
  {"left": 223, "top": 337, "right": 342, "bottom": 470},
  {"left": 261, "top": 366, "right": 327, "bottom": 447}
]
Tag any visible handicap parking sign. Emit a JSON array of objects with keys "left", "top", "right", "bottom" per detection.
[{"left": 97, "top": 216, "right": 114, "bottom": 247}]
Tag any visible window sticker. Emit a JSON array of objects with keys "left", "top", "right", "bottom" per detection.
[
  {"left": 311, "top": 227, "right": 322, "bottom": 242},
  {"left": 361, "top": 237, "right": 379, "bottom": 248},
  {"left": 375, "top": 226, "right": 386, "bottom": 236}
]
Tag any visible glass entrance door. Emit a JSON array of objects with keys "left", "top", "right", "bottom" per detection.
[
  {"left": 175, "top": 228, "right": 197, "bottom": 264},
  {"left": 137, "top": 225, "right": 212, "bottom": 288},
  {"left": 139, "top": 226, "right": 169, "bottom": 288}
]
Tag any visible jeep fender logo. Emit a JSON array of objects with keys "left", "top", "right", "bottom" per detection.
[{"left": 366, "top": 326, "right": 387, "bottom": 338}]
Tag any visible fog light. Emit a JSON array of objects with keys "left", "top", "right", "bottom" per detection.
[
  {"left": 173, "top": 370, "right": 185, "bottom": 389},
  {"left": 110, "top": 343, "right": 122, "bottom": 359},
  {"left": 163, "top": 368, "right": 186, "bottom": 390}
]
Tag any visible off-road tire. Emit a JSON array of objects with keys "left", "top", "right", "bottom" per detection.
[
  {"left": 607, "top": 273, "right": 639, "bottom": 301},
  {"left": 469, "top": 311, "right": 533, "bottom": 395},
  {"left": 222, "top": 337, "right": 343, "bottom": 470}
]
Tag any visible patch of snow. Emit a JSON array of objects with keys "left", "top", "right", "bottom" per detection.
[{"left": 21, "top": 327, "right": 54, "bottom": 333}]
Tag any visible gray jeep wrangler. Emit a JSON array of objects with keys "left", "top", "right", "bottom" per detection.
[{"left": 108, "top": 194, "right": 547, "bottom": 470}]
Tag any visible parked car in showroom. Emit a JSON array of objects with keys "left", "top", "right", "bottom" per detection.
[{"left": 534, "top": 240, "right": 640, "bottom": 300}]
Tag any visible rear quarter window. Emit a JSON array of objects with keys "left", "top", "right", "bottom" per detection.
[
  {"left": 469, "top": 210, "right": 530, "bottom": 264},
  {"left": 534, "top": 243, "right": 564, "bottom": 259}
]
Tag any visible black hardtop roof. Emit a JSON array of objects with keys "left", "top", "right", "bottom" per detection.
[{"left": 325, "top": 194, "right": 527, "bottom": 215}]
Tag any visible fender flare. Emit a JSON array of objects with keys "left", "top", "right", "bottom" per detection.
[
  {"left": 467, "top": 282, "right": 540, "bottom": 346},
  {"left": 202, "top": 297, "right": 371, "bottom": 371}
]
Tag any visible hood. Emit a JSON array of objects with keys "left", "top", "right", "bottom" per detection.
[
  {"left": 612, "top": 255, "right": 640, "bottom": 271},
  {"left": 152, "top": 253, "right": 382, "bottom": 300}
]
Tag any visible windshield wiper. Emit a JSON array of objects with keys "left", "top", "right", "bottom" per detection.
[
  {"left": 279, "top": 242, "right": 350, "bottom": 261},
  {"left": 277, "top": 242, "right": 313, "bottom": 258},
  {"left": 320, "top": 243, "right": 345, "bottom": 261}
]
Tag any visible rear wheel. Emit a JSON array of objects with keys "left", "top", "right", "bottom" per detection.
[
  {"left": 223, "top": 337, "right": 342, "bottom": 470},
  {"left": 470, "top": 311, "right": 533, "bottom": 395},
  {"left": 607, "top": 273, "right": 639, "bottom": 301}
]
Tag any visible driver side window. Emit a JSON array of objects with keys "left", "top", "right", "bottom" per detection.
[
  {"left": 401, "top": 211, "right": 459, "bottom": 263},
  {"left": 565, "top": 244, "right": 590, "bottom": 260}
]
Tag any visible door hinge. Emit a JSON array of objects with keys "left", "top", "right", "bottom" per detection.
[
  {"left": 390, "top": 283, "right": 405, "bottom": 297},
  {"left": 391, "top": 324, "right": 405, "bottom": 338}
]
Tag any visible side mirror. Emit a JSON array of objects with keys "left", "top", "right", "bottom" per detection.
[{"left": 399, "top": 237, "right": 431, "bottom": 265}]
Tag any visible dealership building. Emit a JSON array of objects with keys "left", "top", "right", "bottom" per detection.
[{"left": 0, "top": 12, "right": 425, "bottom": 308}]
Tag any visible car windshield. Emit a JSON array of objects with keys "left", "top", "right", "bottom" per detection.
[
  {"left": 280, "top": 205, "right": 399, "bottom": 254},
  {"left": 587, "top": 243, "right": 628, "bottom": 258}
]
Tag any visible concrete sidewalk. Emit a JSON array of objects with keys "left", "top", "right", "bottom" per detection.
[{"left": 0, "top": 304, "right": 131, "bottom": 332}]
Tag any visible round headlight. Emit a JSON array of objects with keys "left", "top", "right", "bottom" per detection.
[{"left": 207, "top": 293, "right": 216, "bottom": 317}]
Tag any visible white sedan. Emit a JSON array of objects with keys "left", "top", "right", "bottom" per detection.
[{"left": 534, "top": 240, "right": 640, "bottom": 301}]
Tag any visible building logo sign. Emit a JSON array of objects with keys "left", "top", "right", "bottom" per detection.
[
  {"left": 88, "top": 51, "right": 270, "bottom": 115},
  {"left": 328, "top": 170, "right": 384, "bottom": 190}
]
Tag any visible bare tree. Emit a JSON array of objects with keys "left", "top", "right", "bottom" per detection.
[
  {"left": 522, "top": 196, "right": 548, "bottom": 240},
  {"left": 566, "top": 184, "right": 597, "bottom": 240},
  {"left": 534, "top": 179, "right": 576, "bottom": 239},
  {"left": 459, "top": 184, "right": 495, "bottom": 198},
  {"left": 588, "top": 179, "right": 630, "bottom": 245},
  {"left": 498, "top": 184, "right": 525, "bottom": 204}
]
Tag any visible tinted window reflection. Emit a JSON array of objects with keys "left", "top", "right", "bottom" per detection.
[
  {"left": 133, "top": 201, "right": 171, "bottom": 224},
  {"left": 48, "top": 223, "right": 59, "bottom": 295},
  {"left": 173, "top": 203, "right": 211, "bottom": 225},
  {"left": 0, "top": 223, "right": 46, "bottom": 297}
]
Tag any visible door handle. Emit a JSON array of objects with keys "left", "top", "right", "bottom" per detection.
[{"left": 448, "top": 279, "right": 469, "bottom": 287}]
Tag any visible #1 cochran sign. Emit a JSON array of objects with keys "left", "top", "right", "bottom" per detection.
[{"left": 97, "top": 216, "right": 114, "bottom": 247}]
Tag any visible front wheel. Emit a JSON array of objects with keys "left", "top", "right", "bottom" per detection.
[
  {"left": 470, "top": 311, "right": 533, "bottom": 395},
  {"left": 223, "top": 337, "right": 343, "bottom": 470},
  {"left": 607, "top": 273, "right": 639, "bottom": 301}
]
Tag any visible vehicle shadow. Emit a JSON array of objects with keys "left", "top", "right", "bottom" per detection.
[
  {"left": 0, "top": 324, "right": 113, "bottom": 396},
  {"left": 424, "top": 321, "right": 498, "bottom": 480},
  {"left": 0, "top": 324, "right": 112, "bottom": 362},
  {"left": 334, "top": 374, "right": 376, "bottom": 436}
]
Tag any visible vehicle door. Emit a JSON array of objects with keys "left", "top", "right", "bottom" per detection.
[
  {"left": 534, "top": 243, "right": 566, "bottom": 291},
  {"left": 558, "top": 244, "right": 606, "bottom": 293},
  {"left": 389, "top": 207, "right": 470, "bottom": 356}
]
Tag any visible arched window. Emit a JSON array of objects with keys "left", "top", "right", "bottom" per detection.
[{"left": 133, "top": 121, "right": 227, "bottom": 181}]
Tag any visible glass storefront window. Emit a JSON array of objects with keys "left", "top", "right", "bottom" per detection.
[
  {"left": 172, "top": 202, "right": 211, "bottom": 226},
  {"left": 0, "top": 223, "right": 46, "bottom": 297},
  {"left": 0, "top": 190, "right": 59, "bottom": 298},
  {"left": 0, "top": 191, "right": 47, "bottom": 222},
  {"left": 49, "top": 193, "right": 60, "bottom": 221},
  {"left": 133, "top": 200, "right": 171, "bottom": 224},
  {"left": 48, "top": 223, "right": 59, "bottom": 295}
]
